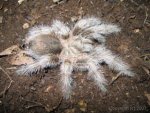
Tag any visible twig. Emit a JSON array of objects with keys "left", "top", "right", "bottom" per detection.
[
  {"left": 130, "top": 0, "right": 139, "bottom": 6},
  {"left": 22, "top": 97, "right": 63, "bottom": 112},
  {"left": 21, "top": 97, "right": 45, "bottom": 109},
  {"left": 21, "top": 98, "right": 43, "bottom": 105},
  {"left": 25, "top": 104, "right": 42, "bottom": 109},
  {"left": 109, "top": 73, "right": 121, "bottom": 85},
  {"left": 0, "top": 66, "right": 13, "bottom": 97},
  {"left": 143, "top": 6, "right": 149, "bottom": 25},
  {"left": 0, "top": 1, "right": 4, "bottom": 10},
  {"left": 140, "top": 53, "right": 150, "bottom": 58},
  {"left": 47, "top": 97, "right": 63, "bottom": 112},
  {"left": 142, "top": 66, "right": 150, "bottom": 76},
  {"left": 78, "top": 0, "right": 81, "bottom": 4}
]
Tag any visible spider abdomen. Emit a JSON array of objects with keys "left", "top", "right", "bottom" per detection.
[{"left": 29, "top": 34, "right": 63, "bottom": 55}]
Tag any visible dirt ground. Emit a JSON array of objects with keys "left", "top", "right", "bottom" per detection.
[{"left": 0, "top": 0, "right": 150, "bottom": 113}]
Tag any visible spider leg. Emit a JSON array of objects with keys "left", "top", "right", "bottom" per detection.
[
  {"left": 60, "top": 61, "right": 73, "bottom": 99},
  {"left": 51, "top": 20, "right": 70, "bottom": 37},
  {"left": 73, "top": 17, "right": 102, "bottom": 34},
  {"left": 16, "top": 54, "right": 59, "bottom": 75},
  {"left": 87, "top": 60, "right": 108, "bottom": 92},
  {"left": 94, "top": 45, "right": 135, "bottom": 76},
  {"left": 72, "top": 17, "right": 120, "bottom": 43}
]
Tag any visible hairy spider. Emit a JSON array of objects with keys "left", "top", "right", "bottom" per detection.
[{"left": 17, "top": 17, "right": 134, "bottom": 99}]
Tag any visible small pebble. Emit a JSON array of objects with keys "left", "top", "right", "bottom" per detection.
[
  {"left": 53, "top": 0, "right": 61, "bottom": 3},
  {"left": 0, "top": 100, "right": 2, "bottom": 104},
  {"left": 0, "top": 16, "right": 3, "bottom": 23},
  {"left": 18, "top": 0, "right": 25, "bottom": 4},
  {"left": 71, "top": 16, "right": 78, "bottom": 22},
  {"left": 133, "top": 29, "right": 140, "bottom": 33},
  {"left": 23, "top": 23, "right": 29, "bottom": 29},
  {"left": 30, "top": 86, "right": 36, "bottom": 91}
]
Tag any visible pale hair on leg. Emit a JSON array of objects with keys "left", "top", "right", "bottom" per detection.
[
  {"left": 94, "top": 45, "right": 134, "bottom": 76},
  {"left": 51, "top": 20, "right": 70, "bottom": 36},
  {"left": 87, "top": 59, "right": 108, "bottom": 92},
  {"left": 72, "top": 17, "right": 120, "bottom": 45},
  {"left": 59, "top": 61, "right": 73, "bottom": 99},
  {"left": 16, "top": 55, "right": 59, "bottom": 75}
]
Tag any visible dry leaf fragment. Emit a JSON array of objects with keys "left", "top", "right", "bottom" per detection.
[
  {"left": 0, "top": 45, "right": 20, "bottom": 56},
  {"left": 10, "top": 51, "right": 34, "bottom": 66},
  {"left": 133, "top": 29, "right": 140, "bottom": 33},
  {"left": 44, "top": 85, "right": 53, "bottom": 93},
  {"left": 142, "top": 66, "right": 150, "bottom": 76},
  {"left": 144, "top": 92, "right": 150, "bottom": 106}
]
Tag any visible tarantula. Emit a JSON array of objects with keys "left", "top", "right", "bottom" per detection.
[{"left": 17, "top": 17, "right": 134, "bottom": 99}]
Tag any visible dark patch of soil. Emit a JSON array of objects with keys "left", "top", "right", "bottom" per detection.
[{"left": 0, "top": 0, "right": 150, "bottom": 113}]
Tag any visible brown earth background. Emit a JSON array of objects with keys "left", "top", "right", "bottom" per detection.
[{"left": 0, "top": 0, "right": 150, "bottom": 113}]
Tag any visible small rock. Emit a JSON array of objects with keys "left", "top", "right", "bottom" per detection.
[
  {"left": 0, "top": 16, "right": 3, "bottom": 23},
  {"left": 133, "top": 29, "right": 140, "bottom": 33},
  {"left": 116, "top": 97, "right": 118, "bottom": 101},
  {"left": 23, "top": 23, "right": 29, "bottom": 29},
  {"left": 53, "top": 0, "right": 61, "bottom": 3},
  {"left": 30, "top": 86, "right": 36, "bottom": 91},
  {"left": 18, "top": 0, "right": 25, "bottom": 5},
  {"left": 126, "top": 92, "right": 129, "bottom": 97},
  {"left": 71, "top": 16, "right": 78, "bottom": 22}
]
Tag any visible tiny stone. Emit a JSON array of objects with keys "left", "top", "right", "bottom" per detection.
[
  {"left": 133, "top": 29, "right": 140, "bottom": 33},
  {"left": 71, "top": 16, "right": 78, "bottom": 22},
  {"left": 23, "top": 23, "right": 29, "bottom": 29},
  {"left": 4, "top": 8, "right": 8, "bottom": 12},
  {"left": 30, "top": 86, "right": 36, "bottom": 91},
  {"left": 0, "top": 16, "right": 3, "bottom": 23},
  {"left": 53, "top": 0, "right": 61, "bottom": 3},
  {"left": 18, "top": 0, "right": 25, "bottom": 4}
]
